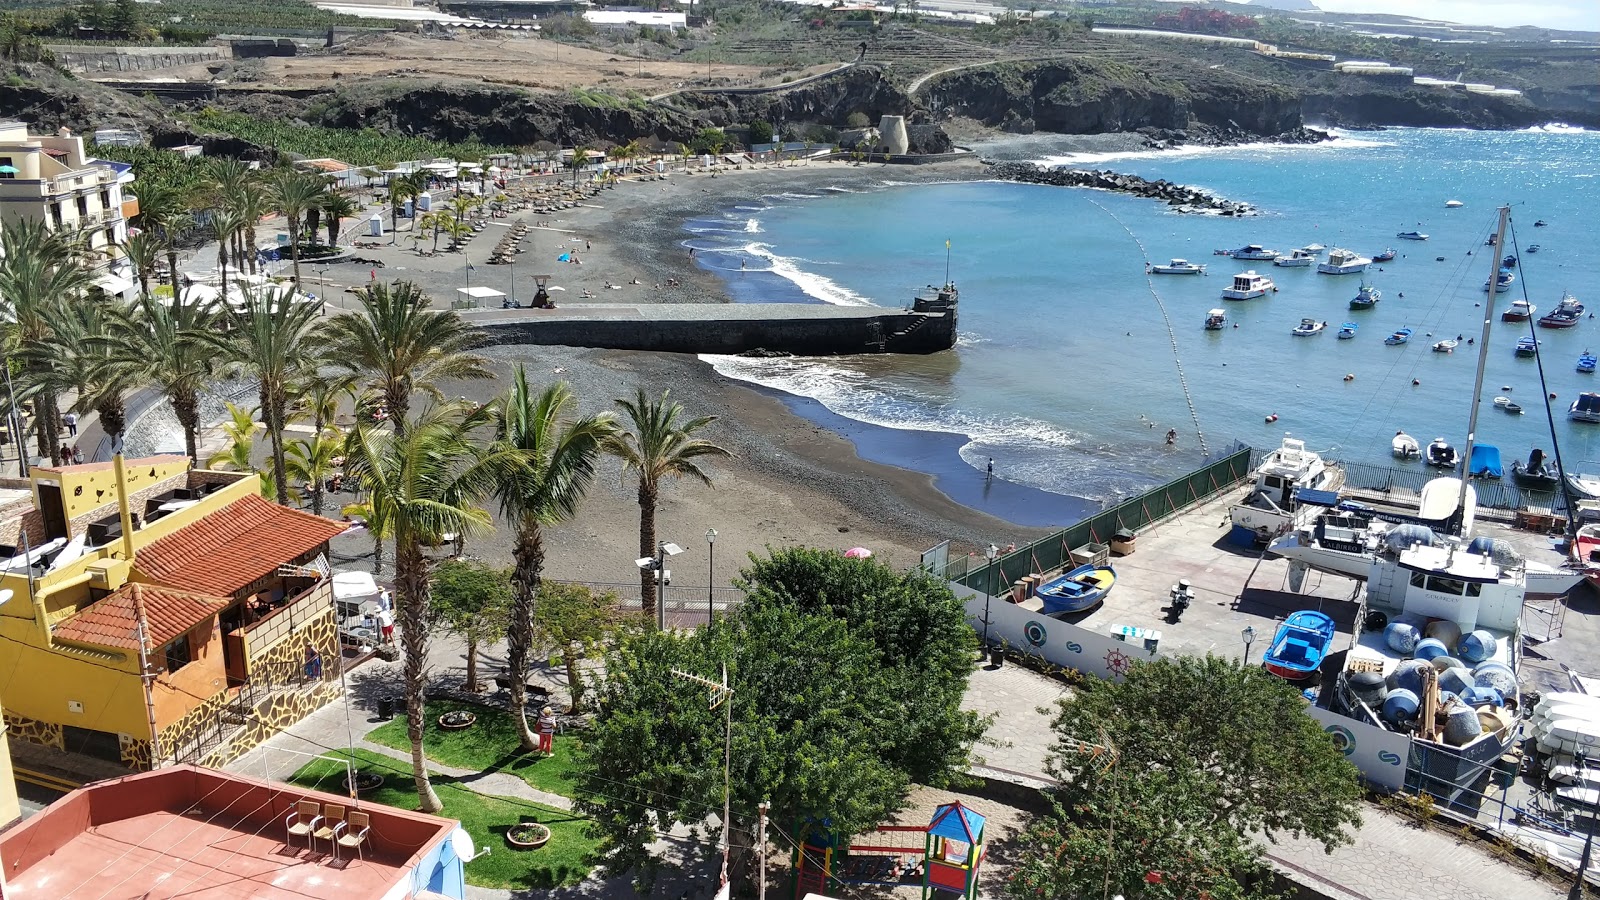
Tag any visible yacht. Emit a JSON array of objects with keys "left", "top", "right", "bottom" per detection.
[
  {"left": 1274, "top": 248, "right": 1317, "bottom": 268},
  {"left": 1292, "top": 318, "right": 1326, "bottom": 336},
  {"left": 1500, "top": 299, "right": 1535, "bottom": 322},
  {"left": 1515, "top": 336, "right": 1539, "bottom": 357},
  {"left": 1226, "top": 436, "right": 1337, "bottom": 545},
  {"left": 1396, "top": 231, "right": 1429, "bottom": 241},
  {"left": 1222, "top": 271, "right": 1276, "bottom": 300},
  {"left": 1318, "top": 248, "right": 1372, "bottom": 275},
  {"left": 1149, "top": 258, "right": 1207, "bottom": 275},
  {"left": 1539, "top": 292, "right": 1584, "bottom": 328},
  {"left": 1229, "top": 244, "right": 1280, "bottom": 261},
  {"left": 1571, "top": 393, "right": 1600, "bottom": 424},
  {"left": 1483, "top": 269, "right": 1515, "bottom": 293},
  {"left": 1204, "top": 308, "right": 1227, "bottom": 330}
]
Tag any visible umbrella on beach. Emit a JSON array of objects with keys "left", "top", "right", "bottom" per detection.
[
  {"left": 844, "top": 547, "right": 872, "bottom": 559},
  {"left": 547, "top": 286, "right": 567, "bottom": 291}
]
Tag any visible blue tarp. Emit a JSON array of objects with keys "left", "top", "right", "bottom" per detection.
[
  {"left": 1469, "top": 444, "right": 1504, "bottom": 478},
  {"left": 1293, "top": 488, "right": 1341, "bottom": 508}
]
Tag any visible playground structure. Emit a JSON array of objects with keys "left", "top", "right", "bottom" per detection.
[{"left": 793, "top": 801, "right": 987, "bottom": 900}]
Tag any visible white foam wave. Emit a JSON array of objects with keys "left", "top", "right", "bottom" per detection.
[
  {"left": 1521, "top": 123, "right": 1591, "bottom": 134},
  {"left": 744, "top": 245, "right": 875, "bottom": 306},
  {"left": 821, "top": 185, "right": 871, "bottom": 194},
  {"left": 733, "top": 204, "right": 770, "bottom": 212},
  {"left": 744, "top": 218, "right": 762, "bottom": 233},
  {"left": 1036, "top": 135, "right": 1388, "bottom": 167}
]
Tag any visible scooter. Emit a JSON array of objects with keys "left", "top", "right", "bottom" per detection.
[{"left": 1168, "top": 579, "right": 1194, "bottom": 622}]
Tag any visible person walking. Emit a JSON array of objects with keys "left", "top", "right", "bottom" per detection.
[
  {"left": 536, "top": 706, "right": 557, "bottom": 755},
  {"left": 63, "top": 412, "right": 78, "bottom": 436}
]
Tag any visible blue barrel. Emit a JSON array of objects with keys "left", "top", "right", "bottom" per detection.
[
  {"left": 1388, "top": 658, "right": 1432, "bottom": 695},
  {"left": 1415, "top": 638, "right": 1449, "bottom": 661},
  {"left": 1383, "top": 688, "right": 1420, "bottom": 724},
  {"left": 1461, "top": 686, "right": 1504, "bottom": 707},
  {"left": 1474, "top": 661, "right": 1518, "bottom": 698},
  {"left": 1457, "top": 630, "right": 1498, "bottom": 664},
  {"left": 1438, "top": 666, "right": 1474, "bottom": 696},
  {"left": 1444, "top": 705, "right": 1484, "bottom": 745},
  {"left": 1385, "top": 622, "right": 1421, "bottom": 655}
]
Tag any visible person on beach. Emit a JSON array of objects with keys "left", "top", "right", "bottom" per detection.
[
  {"left": 536, "top": 706, "right": 557, "bottom": 754},
  {"left": 986, "top": 458, "right": 994, "bottom": 479}
]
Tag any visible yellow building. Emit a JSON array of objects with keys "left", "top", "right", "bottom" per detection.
[
  {"left": 0, "top": 455, "right": 347, "bottom": 771},
  {"left": 0, "top": 688, "right": 19, "bottom": 828},
  {"left": 0, "top": 120, "right": 138, "bottom": 297}
]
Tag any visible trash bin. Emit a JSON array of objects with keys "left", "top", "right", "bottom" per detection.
[{"left": 376, "top": 696, "right": 396, "bottom": 720}]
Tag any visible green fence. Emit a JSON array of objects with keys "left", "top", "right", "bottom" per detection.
[{"left": 948, "top": 443, "right": 1254, "bottom": 597}]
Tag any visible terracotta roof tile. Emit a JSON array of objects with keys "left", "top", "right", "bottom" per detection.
[
  {"left": 134, "top": 494, "right": 349, "bottom": 597},
  {"left": 54, "top": 583, "right": 228, "bottom": 651}
]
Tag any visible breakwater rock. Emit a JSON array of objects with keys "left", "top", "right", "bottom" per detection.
[{"left": 986, "top": 161, "right": 1256, "bottom": 216}]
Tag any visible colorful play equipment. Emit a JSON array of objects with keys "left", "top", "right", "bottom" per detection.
[{"left": 792, "top": 801, "right": 987, "bottom": 900}]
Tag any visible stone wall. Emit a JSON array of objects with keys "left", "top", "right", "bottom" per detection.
[{"left": 48, "top": 45, "right": 227, "bottom": 75}]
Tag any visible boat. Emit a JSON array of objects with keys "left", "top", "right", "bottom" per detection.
[
  {"left": 1318, "top": 248, "right": 1371, "bottom": 275},
  {"left": 1274, "top": 248, "right": 1318, "bottom": 268},
  {"left": 1228, "top": 244, "right": 1280, "bottom": 261},
  {"left": 1372, "top": 248, "right": 1397, "bottom": 262},
  {"left": 1502, "top": 254, "right": 1517, "bottom": 269},
  {"left": 1292, "top": 318, "right": 1326, "bottom": 336},
  {"left": 1337, "top": 322, "right": 1358, "bottom": 340},
  {"left": 1349, "top": 283, "right": 1381, "bottom": 310},
  {"left": 1494, "top": 396, "right": 1513, "bottom": 408},
  {"left": 1581, "top": 351, "right": 1597, "bottom": 373},
  {"left": 1392, "top": 431, "right": 1420, "bottom": 459},
  {"left": 1501, "top": 299, "right": 1535, "bottom": 322},
  {"left": 1511, "top": 448, "right": 1560, "bottom": 490},
  {"left": 1528, "top": 244, "right": 1542, "bottom": 253},
  {"left": 1204, "top": 308, "right": 1228, "bottom": 330},
  {"left": 1222, "top": 270, "right": 1276, "bottom": 300},
  {"left": 1426, "top": 437, "right": 1457, "bottom": 468},
  {"left": 1433, "top": 340, "right": 1458, "bottom": 353},
  {"left": 1571, "top": 393, "right": 1600, "bottom": 424},
  {"left": 1227, "top": 435, "right": 1337, "bottom": 544},
  {"left": 1445, "top": 200, "right": 1464, "bottom": 208},
  {"left": 1535, "top": 220, "right": 1548, "bottom": 227},
  {"left": 1504, "top": 402, "right": 1524, "bottom": 414},
  {"left": 1384, "top": 327, "right": 1413, "bottom": 346},
  {"left": 1262, "top": 610, "right": 1337, "bottom": 681},
  {"left": 1486, "top": 234, "right": 1498, "bottom": 245},
  {"left": 1150, "top": 258, "right": 1207, "bottom": 275},
  {"left": 1301, "top": 243, "right": 1326, "bottom": 253},
  {"left": 1396, "top": 231, "right": 1429, "bottom": 240},
  {"left": 1483, "top": 269, "right": 1515, "bottom": 293},
  {"left": 1539, "top": 292, "right": 1584, "bottom": 328},
  {"left": 1516, "top": 336, "right": 1539, "bottom": 357},
  {"left": 1468, "top": 444, "right": 1503, "bottom": 479},
  {"left": 1036, "top": 564, "right": 1116, "bottom": 615}
]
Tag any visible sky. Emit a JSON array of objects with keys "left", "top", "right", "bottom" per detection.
[{"left": 1306, "top": 0, "right": 1600, "bottom": 33}]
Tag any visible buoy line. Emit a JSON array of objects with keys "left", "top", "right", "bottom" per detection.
[{"left": 1090, "top": 198, "right": 1210, "bottom": 456}]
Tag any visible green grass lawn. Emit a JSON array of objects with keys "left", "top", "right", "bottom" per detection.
[
  {"left": 366, "top": 699, "right": 581, "bottom": 798},
  {"left": 288, "top": 748, "right": 594, "bottom": 889}
]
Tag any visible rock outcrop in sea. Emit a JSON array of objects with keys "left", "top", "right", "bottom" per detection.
[{"left": 985, "top": 161, "right": 1257, "bottom": 216}]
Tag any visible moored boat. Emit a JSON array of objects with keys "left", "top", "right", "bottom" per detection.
[
  {"left": 1501, "top": 299, "right": 1535, "bottom": 322},
  {"left": 1318, "top": 248, "right": 1371, "bottom": 275},
  {"left": 1567, "top": 470, "right": 1600, "bottom": 500},
  {"left": 1222, "top": 270, "right": 1276, "bottom": 300},
  {"left": 1229, "top": 244, "right": 1280, "bottom": 260},
  {"left": 1149, "top": 258, "right": 1207, "bottom": 275},
  {"left": 1204, "top": 308, "right": 1227, "bottom": 330},
  {"left": 1433, "top": 340, "right": 1458, "bottom": 353},
  {"left": 1274, "top": 248, "right": 1317, "bottom": 268},
  {"left": 1349, "top": 283, "right": 1381, "bottom": 310},
  {"left": 1262, "top": 610, "right": 1336, "bottom": 681},
  {"left": 1539, "top": 292, "right": 1584, "bottom": 328},
  {"left": 1468, "top": 443, "right": 1503, "bottom": 479},
  {"left": 1502, "top": 254, "right": 1517, "bottom": 269},
  {"left": 1511, "top": 448, "right": 1560, "bottom": 490},
  {"left": 1483, "top": 269, "right": 1515, "bottom": 293},
  {"left": 1396, "top": 231, "right": 1429, "bottom": 240},
  {"left": 1372, "top": 248, "right": 1397, "bottom": 262},
  {"left": 1337, "top": 322, "right": 1358, "bottom": 339},
  {"left": 1426, "top": 437, "right": 1457, "bottom": 468},
  {"left": 1292, "top": 318, "right": 1326, "bottom": 336},
  {"left": 1581, "top": 351, "right": 1597, "bottom": 373},
  {"left": 1515, "top": 336, "right": 1539, "bottom": 357},
  {"left": 1385, "top": 327, "right": 1413, "bottom": 346},
  {"left": 1571, "top": 393, "right": 1600, "bottom": 424},
  {"left": 1037, "top": 564, "right": 1116, "bottom": 615},
  {"left": 1445, "top": 199, "right": 1464, "bottom": 208},
  {"left": 1392, "top": 431, "right": 1420, "bottom": 459},
  {"left": 1301, "top": 243, "right": 1326, "bottom": 253}
]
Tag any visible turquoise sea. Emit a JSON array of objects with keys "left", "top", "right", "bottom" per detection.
[{"left": 684, "top": 127, "right": 1600, "bottom": 526}]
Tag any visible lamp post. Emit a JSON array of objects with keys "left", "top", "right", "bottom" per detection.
[
  {"left": 1241, "top": 625, "right": 1257, "bottom": 665},
  {"left": 705, "top": 528, "right": 717, "bottom": 625},
  {"left": 640, "top": 541, "right": 684, "bottom": 630},
  {"left": 980, "top": 543, "right": 998, "bottom": 660}
]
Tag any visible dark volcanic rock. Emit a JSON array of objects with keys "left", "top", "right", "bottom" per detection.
[{"left": 986, "top": 161, "right": 1256, "bottom": 216}]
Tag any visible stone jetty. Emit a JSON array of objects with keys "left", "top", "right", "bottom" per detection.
[{"left": 986, "top": 161, "right": 1257, "bottom": 216}]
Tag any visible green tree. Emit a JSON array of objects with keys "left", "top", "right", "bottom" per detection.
[
  {"left": 206, "top": 401, "right": 261, "bottom": 470},
  {"left": 1009, "top": 656, "right": 1364, "bottom": 900},
  {"left": 610, "top": 389, "right": 729, "bottom": 623},
  {"left": 341, "top": 402, "right": 504, "bottom": 813},
  {"left": 534, "top": 582, "right": 631, "bottom": 714},
  {"left": 269, "top": 169, "right": 325, "bottom": 288},
  {"left": 105, "top": 293, "right": 222, "bottom": 463},
  {"left": 569, "top": 146, "right": 591, "bottom": 186},
  {"left": 321, "top": 191, "right": 359, "bottom": 247},
  {"left": 109, "top": 0, "right": 139, "bottom": 38},
  {"left": 389, "top": 171, "right": 428, "bottom": 245},
  {"left": 119, "top": 230, "right": 163, "bottom": 299},
  {"left": 432, "top": 558, "right": 512, "bottom": 693},
  {"left": 689, "top": 128, "right": 727, "bottom": 156},
  {"left": 129, "top": 180, "right": 193, "bottom": 291},
  {"left": 30, "top": 298, "right": 139, "bottom": 453},
  {"left": 748, "top": 120, "right": 774, "bottom": 144},
  {"left": 286, "top": 431, "right": 341, "bottom": 515},
  {"left": 493, "top": 368, "right": 617, "bottom": 743}
]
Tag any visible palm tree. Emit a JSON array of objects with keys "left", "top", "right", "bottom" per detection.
[
  {"left": 223, "top": 177, "right": 271, "bottom": 276},
  {"left": 119, "top": 230, "right": 163, "bottom": 298},
  {"left": 570, "top": 147, "right": 591, "bottom": 186},
  {"left": 439, "top": 217, "right": 472, "bottom": 252},
  {"left": 290, "top": 369, "right": 356, "bottom": 436},
  {"left": 0, "top": 219, "right": 91, "bottom": 464},
  {"left": 206, "top": 207, "right": 244, "bottom": 302},
  {"left": 105, "top": 293, "right": 222, "bottom": 463},
  {"left": 130, "top": 180, "right": 192, "bottom": 290},
  {"left": 389, "top": 171, "right": 428, "bottom": 244},
  {"left": 321, "top": 192, "right": 359, "bottom": 248},
  {"left": 493, "top": 367, "right": 617, "bottom": 743},
  {"left": 610, "top": 389, "right": 730, "bottom": 623},
  {"left": 30, "top": 299, "right": 139, "bottom": 455},
  {"left": 342, "top": 493, "right": 394, "bottom": 578},
  {"left": 286, "top": 431, "right": 341, "bottom": 515},
  {"left": 211, "top": 288, "right": 322, "bottom": 505},
  {"left": 207, "top": 401, "right": 262, "bottom": 470},
  {"left": 269, "top": 170, "right": 326, "bottom": 288},
  {"left": 341, "top": 402, "right": 504, "bottom": 813},
  {"left": 418, "top": 210, "right": 445, "bottom": 254},
  {"left": 320, "top": 280, "right": 490, "bottom": 435}
]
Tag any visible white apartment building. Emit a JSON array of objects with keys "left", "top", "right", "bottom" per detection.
[{"left": 0, "top": 121, "right": 137, "bottom": 296}]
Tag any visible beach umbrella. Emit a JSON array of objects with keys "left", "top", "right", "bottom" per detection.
[
  {"left": 557, "top": 253, "right": 570, "bottom": 262},
  {"left": 547, "top": 286, "right": 567, "bottom": 291},
  {"left": 0, "top": 165, "right": 18, "bottom": 174},
  {"left": 844, "top": 547, "right": 872, "bottom": 559}
]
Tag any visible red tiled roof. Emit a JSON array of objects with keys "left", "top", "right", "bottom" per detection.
[
  {"left": 54, "top": 583, "right": 228, "bottom": 650},
  {"left": 134, "top": 494, "right": 349, "bottom": 597}
]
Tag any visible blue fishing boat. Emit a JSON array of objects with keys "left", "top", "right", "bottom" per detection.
[
  {"left": 1372, "top": 248, "right": 1397, "bottom": 262},
  {"left": 1580, "top": 351, "right": 1597, "bottom": 374},
  {"left": 1384, "top": 327, "right": 1413, "bottom": 346},
  {"left": 1516, "top": 336, "right": 1539, "bottom": 357},
  {"left": 1036, "top": 564, "right": 1116, "bottom": 615},
  {"left": 1337, "top": 323, "right": 1358, "bottom": 339},
  {"left": 1469, "top": 444, "right": 1504, "bottom": 480},
  {"left": 1262, "top": 610, "right": 1336, "bottom": 681}
]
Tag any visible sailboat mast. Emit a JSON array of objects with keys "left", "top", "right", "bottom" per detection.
[{"left": 1457, "top": 205, "right": 1512, "bottom": 521}]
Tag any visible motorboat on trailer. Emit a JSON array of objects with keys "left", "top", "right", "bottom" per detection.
[
  {"left": 1262, "top": 610, "right": 1336, "bottom": 681},
  {"left": 1511, "top": 448, "right": 1560, "bottom": 490},
  {"left": 1204, "top": 308, "right": 1228, "bottom": 330},
  {"left": 1274, "top": 248, "right": 1318, "bottom": 268},
  {"left": 1222, "top": 271, "right": 1277, "bottom": 300},
  {"left": 1149, "top": 258, "right": 1207, "bottom": 275},
  {"left": 1426, "top": 438, "right": 1458, "bottom": 468},
  {"left": 1350, "top": 283, "right": 1381, "bottom": 310},
  {"left": 1571, "top": 393, "right": 1600, "bottom": 424},
  {"left": 1037, "top": 564, "right": 1116, "bottom": 615},
  {"left": 1540, "top": 292, "right": 1584, "bottom": 328},
  {"left": 1397, "top": 231, "right": 1429, "bottom": 241},
  {"left": 1318, "top": 248, "right": 1372, "bottom": 275},
  {"left": 1292, "top": 318, "right": 1326, "bottom": 336},
  {"left": 1392, "top": 431, "right": 1420, "bottom": 459},
  {"left": 1337, "top": 323, "right": 1358, "bottom": 339},
  {"left": 1227, "top": 435, "right": 1338, "bottom": 544},
  {"left": 1501, "top": 299, "right": 1535, "bottom": 322}
]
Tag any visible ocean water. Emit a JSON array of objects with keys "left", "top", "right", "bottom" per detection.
[{"left": 685, "top": 128, "right": 1600, "bottom": 522}]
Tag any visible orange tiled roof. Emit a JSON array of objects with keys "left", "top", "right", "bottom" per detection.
[
  {"left": 134, "top": 494, "right": 349, "bottom": 597},
  {"left": 53, "top": 583, "right": 227, "bottom": 650}
]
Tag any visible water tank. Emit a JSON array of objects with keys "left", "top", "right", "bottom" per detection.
[
  {"left": 1385, "top": 622, "right": 1421, "bottom": 654},
  {"left": 1383, "top": 688, "right": 1420, "bottom": 724},
  {"left": 1388, "top": 658, "right": 1432, "bottom": 695},
  {"left": 1425, "top": 619, "right": 1463, "bottom": 647},
  {"left": 1438, "top": 667, "right": 1474, "bottom": 696},
  {"left": 1414, "top": 638, "right": 1449, "bottom": 661},
  {"left": 1458, "top": 630, "right": 1498, "bottom": 664},
  {"left": 1474, "top": 661, "right": 1517, "bottom": 698},
  {"left": 1444, "top": 704, "right": 1484, "bottom": 745}
]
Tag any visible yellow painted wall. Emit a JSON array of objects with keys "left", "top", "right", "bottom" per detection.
[
  {"left": 34, "top": 456, "right": 192, "bottom": 525},
  {"left": 0, "top": 628, "right": 151, "bottom": 741},
  {"left": 0, "top": 691, "right": 20, "bottom": 827}
]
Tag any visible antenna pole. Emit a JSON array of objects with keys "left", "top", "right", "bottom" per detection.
[
  {"left": 944, "top": 239, "right": 951, "bottom": 286},
  {"left": 1457, "top": 205, "right": 1511, "bottom": 526}
]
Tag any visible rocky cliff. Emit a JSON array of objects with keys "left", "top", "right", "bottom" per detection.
[{"left": 1300, "top": 87, "right": 1546, "bottom": 130}]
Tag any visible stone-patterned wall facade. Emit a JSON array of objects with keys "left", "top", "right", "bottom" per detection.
[
  {"left": 156, "top": 682, "right": 236, "bottom": 768},
  {"left": 248, "top": 603, "right": 339, "bottom": 688},
  {"left": 200, "top": 681, "right": 343, "bottom": 769},
  {"left": 119, "top": 732, "right": 151, "bottom": 769},
  {"left": 3, "top": 710, "right": 63, "bottom": 750}
]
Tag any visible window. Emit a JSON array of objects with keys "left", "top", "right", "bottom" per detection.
[
  {"left": 76, "top": 196, "right": 88, "bottom": 217},
  {"left": 0, "top": 156, "right": 13, "bottom": 179},
  {"left": 163, "top": 630, "right": 193, "bottom": 672}
]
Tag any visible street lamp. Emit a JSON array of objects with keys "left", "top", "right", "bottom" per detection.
[
  {"left": 705, "top": 528, "right": 717, "bottom": 625},
  {"left": 980, "top": 543, "right": 998, "bottom": 660},
  {"left": 638, "top": 541, "right": 684, "bottom": 629},
  {"left": 1241, "top": 625, "right": 1257, "bottom": 665}
]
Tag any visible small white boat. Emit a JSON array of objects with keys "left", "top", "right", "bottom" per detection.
[
  {"left": 1149, "top": 258, "right": 1207, "bottom": 275},
  {"left": 1396, "top": 231, "right": 1429, "bottom": 241},
  {"left": 1433, "top": 340, "right": 1458, "bottom": 353},
  {"left": 1274, "top": 248, "right": 1317, "bottom": 268},
  {"left": 1392, "top": 431, "right": 1420, "bottom": 459},
  {"left": 1571, "top": 393, "right": 1600, "bottom": 424},
  {"left": 1301, "top": 243, "right": 1326, "bottom": 253},
  {"left": 1229, "top": 244, "right": 1280, "bottom": 261},
  {"left": 1222, "top": 270, "right": 1276, "bottom": 301},
  {"left": 1501, "top": 299, "right": 1535, "bottom": 322},
  {"left": 1445, "top": 200, "right": 1464, "bottom": 208},
  {"left": 1318, "top": 248, "right": 1371, "bottom": 275},
  {"left": 1291, "top": 318, "right": 1326, "bottom": 336},
  {"left": 1204, "top": 308, "right": 1227, "bottom": 330},
  {"left": 1494, "top": 396, "right": 1512, "bottom": 407}
]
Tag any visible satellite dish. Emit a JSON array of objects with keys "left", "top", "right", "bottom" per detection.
[{"left": 450, "top": 827, "right": 477, "bottom": 861}]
